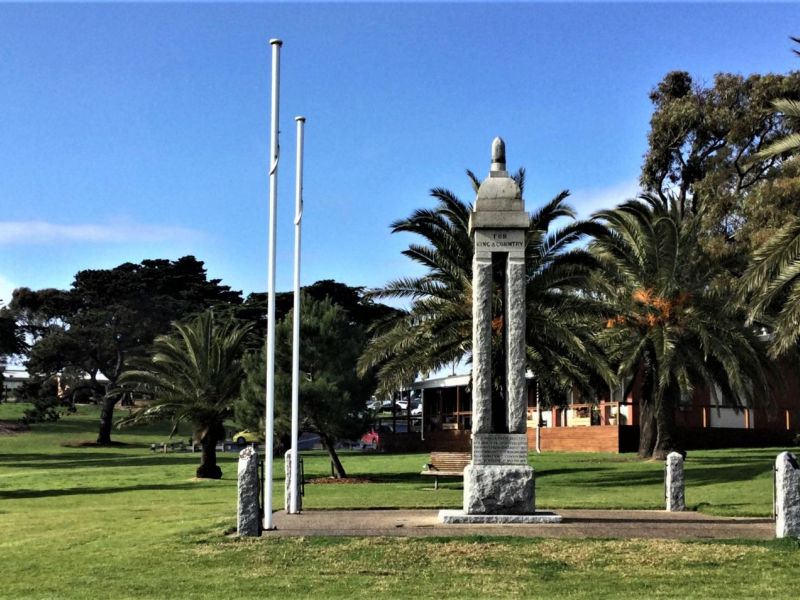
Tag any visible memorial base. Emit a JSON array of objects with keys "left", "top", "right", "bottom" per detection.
[
  {"left": 439, "top": 509, "right": 562, "bottom": 524},
  {"left": 463, "top": 464, "right": 535, "bottom": 515}
]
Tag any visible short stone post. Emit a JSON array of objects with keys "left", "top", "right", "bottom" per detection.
[
  {"left": 284, "top": 449, "right": 302, "bottom": 513},
  {"left": 775, "top": 451, "right": 800, "bottom": 538},
  {"left": 665, "top": 451, "right": 685, "bottom": 512},
  {"left": 237, "top": 446, "right": 260, "bottom": 537}
]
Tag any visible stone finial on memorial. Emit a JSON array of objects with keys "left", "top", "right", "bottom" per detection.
[
  {"left": 284, "top": 449, "right": 303, "bottom": 514},
  {"left": 491, "top": 137, "right": 506, "bottom": 172},
  {"left": 775, "top": 451, "right": 800, "bottom": 538},
  {"left": 665, "top": 452, "right": 685, "bottom": 512},
  {"left": 237, "top": 445, "right": 261, "bottom": 537}
]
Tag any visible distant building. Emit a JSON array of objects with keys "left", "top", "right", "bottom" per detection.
[
  {"left": 379, "top": 363, "right": 800, "bottom": 453},
  {"left": 1, "top": 367, "right": 109, "bottom": 402},
  {"left": 1, "top": 367, "right": 30, "bottom": 400}
]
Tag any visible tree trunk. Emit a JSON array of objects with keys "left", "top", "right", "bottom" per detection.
[
  {"left": 653, "top": 396, "right": 677, "bottom": 460},
  {"left": 196, "top": 424, "right": 223, "bottom": 479},
  {"left": 637, "top": 398, "right": 657, "bottom": 458},
  {"left": 96, "top": 395, "right": 118, "bottom": 444},
  {"left": 321, "top": 433, "right": 347, "bottom": 479}
]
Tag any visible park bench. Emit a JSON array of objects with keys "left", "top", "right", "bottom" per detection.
[
  {"left": 150, "top": 440, "right": 191, "bottom": 453},
  {"left": 421, "top": 451, "right": 471, "bottom": 489},
  {"left": 150, "top": 440, "right": 244, "bottom": 453}
]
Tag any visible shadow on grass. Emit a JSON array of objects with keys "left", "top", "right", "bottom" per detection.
[
  {"left": 569, "top": 470, "right": 663, "bottom": 487},
  {"left": 355, "top": 472, "right": 426, "bottom": 484},
  {"left": 301, "top": 466, "right": 610, "bottom": 486},
  {"left": 535, "top": 467, "right": 606, "bottom": 478},
  {"left": 0, "top": 481, "right": 204, "bottom": 500},
  {"left": 691, "top": 501, "right": 762, "bottom": 514},
  {"left": 25, "top": 413, "right": 181, "bottom": 438},
  {"left": 571, "top": 462, "right": 772, "bottom": 489},
  {"left": 562, "top": 514, "right": 769, "bottom": 525},
  {"left": 685, "top": 463, "right": 773, "bottom": 486},
  {"left": 690, "top": 453, "right": 787, "bottom": 465},
  {"left": 0, "top": 452, "right": 203, "bottom": 470}
]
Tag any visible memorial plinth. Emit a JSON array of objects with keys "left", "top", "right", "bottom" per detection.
[{"left": 439, "top": 138, "right": 561, "bottom": 525}]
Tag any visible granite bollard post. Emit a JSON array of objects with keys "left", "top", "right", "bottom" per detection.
[
  {"left": 665, "top": 451, "right": 685, "bottom": 511},
  {"left": 237, "top": 445, "right": 260, "bottom": 536},
  {"left": 284, "top": 449, "right": 302, "bottom": 513},
  {"left": 775, "top": 451, "right": 800, "bottom": 538}
]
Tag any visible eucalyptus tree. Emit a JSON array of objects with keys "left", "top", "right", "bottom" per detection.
[
  {"left": 358, "top": 170, "right": 611, "bottom": 405},
  {"left": 0, "top": 307, "right": 25, "bottom": 359},
  {"left": 117, "top": 311, "right": 252, "bottom": 479},
  {"left": 755, "top": 36, "right": 800, "bottom": 160},
  {"left": 642, "top": 70, "right": 800, "bottom": 219},
  {"left": 641, "top": 69, "right": 800, "bottom": 290},
  {"left": 0, "top": 308, "right": 26, "bottom": 403},
  {"left": 590, "top": 194, "right": 773, "bottom": 458},
  {"left": 9, "top": 256, "right": 242, "bottom": 440}
]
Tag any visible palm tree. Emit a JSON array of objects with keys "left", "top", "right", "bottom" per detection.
[
  {"left": 743, "top": 78, "right": 800, "bottom": 356},
  {"left": 590, "top": 194, "right": 773, "bottom": 458},
  {"left": 756, "top": 98, "right": 800, "bottom": 158},
  {"left": 117, "top": 311, "right": 252, "bottom": 479},
  {"left": 741, "top": 217, "right": 800, "bottom": 356},
  {"left": 358, "top": 169, "right": 611, "bottom": 404}
]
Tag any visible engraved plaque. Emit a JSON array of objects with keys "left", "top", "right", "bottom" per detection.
[
  {"left": 474, "top": 229, "right": 525, "bottom": 251},
  {"left": 472, "top": 433, "right": 529, "bottom": 465}
]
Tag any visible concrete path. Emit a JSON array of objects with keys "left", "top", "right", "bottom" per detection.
[{"left": 270, "top": 509, "right": 774, "bottom": 540}]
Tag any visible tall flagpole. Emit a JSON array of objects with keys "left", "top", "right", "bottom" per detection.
[
  {"left": 289, "top": 116, "right": 305, "bottom": 514},
  {"left": 264, "top": 38, "right": 282, "bottom": 532}
]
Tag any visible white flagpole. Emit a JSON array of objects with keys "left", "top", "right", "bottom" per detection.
[
  {"left": 535, "top": 381, "right": 541, "bottom": 454},
  {"left": 289, "top": 116, "right": 305, "bottom": 514},
  {"left": 264, "top": 38, "right": 282, "bottom": 531}
]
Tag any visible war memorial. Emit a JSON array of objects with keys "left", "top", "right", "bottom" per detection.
[
  {"left": 439, "top": 138, "right": 560, "bottom": 524},
  {"left": 238, "top": 138, "right": 800, "bottom": 538}
]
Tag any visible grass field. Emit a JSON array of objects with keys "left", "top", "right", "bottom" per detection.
[{"left": 1, "top": 403, "right": 798, "bottom": 599}]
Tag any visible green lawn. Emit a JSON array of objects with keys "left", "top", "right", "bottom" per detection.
[{"left": 1, "top": 403, "right": 798, "bottom": 599}]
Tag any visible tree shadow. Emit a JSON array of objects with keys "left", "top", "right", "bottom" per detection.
[
  {"left": 0, "top": 452, "right": 207, "bottom": 470},
  {"left": 689, "top": 501, "right": 763, "bottom": 515},
  {"left": 684, "top": 463, "right": 773, "bottom": 486},
  {"left": 574, "top": 462, "right": 773, "bottom": 489},
  {"left": 572, "top": 470, "right": 664, "bottom": 487},
  {"left": 0, "top": 481, "right": 205, "bottom": 500},
  {"left": 300, "top": 471, "right": 427, "bottom": 484},
  {"left": 535, "top": 467, "right": 606, "bottom": 478},
  {"left": 319, "top": 466, "right": 609, "bottom": 485},
  {"left": 691, "top": 452, "right": 788, "bottom": 465}
]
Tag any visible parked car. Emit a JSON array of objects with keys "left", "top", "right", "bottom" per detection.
[
  {"left": 359, "top": 424, "right": 393, "bottom": 449},
  {"left": 411, "top": 401, "right": 422, "bottom": 416},
  {"left": 232, "top": 429, "right": 262, "bottom": 445},
  {"left": 379, "top": 399, "right": 403, "bottom": 413}
]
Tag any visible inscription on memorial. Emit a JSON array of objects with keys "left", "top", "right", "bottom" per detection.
[
  {"left": 472, "top": 433, "right": 529, "bottom": 465},
  {"left": 474, "top": 230, "right": 525, "bottom": 251}
]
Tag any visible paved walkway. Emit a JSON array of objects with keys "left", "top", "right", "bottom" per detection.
[{"left": 270, "top": 509, "right": 774, "bottom": 540}]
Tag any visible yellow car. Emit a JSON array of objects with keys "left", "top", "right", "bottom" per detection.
[{"left": 232, "top": 429, "right": 262, "bottom": 445}]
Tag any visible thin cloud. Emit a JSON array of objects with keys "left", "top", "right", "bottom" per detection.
[
  {"left": 0, "top": 221, "right": 203, "bottom": 246},
  {"left": 569, "top": 179, "right": 642, "bottom": 220}
]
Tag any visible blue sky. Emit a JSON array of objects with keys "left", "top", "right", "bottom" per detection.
[{"left": 1, "top": 2, "right": 799, "bottom": 304}]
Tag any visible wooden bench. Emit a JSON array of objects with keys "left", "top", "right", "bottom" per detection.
[
  {"left": 420, "top": 451, "right": 471, "bottom": 489},
  {"left": 150, "top": 440, "right": 190, "bottom": 453}
]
